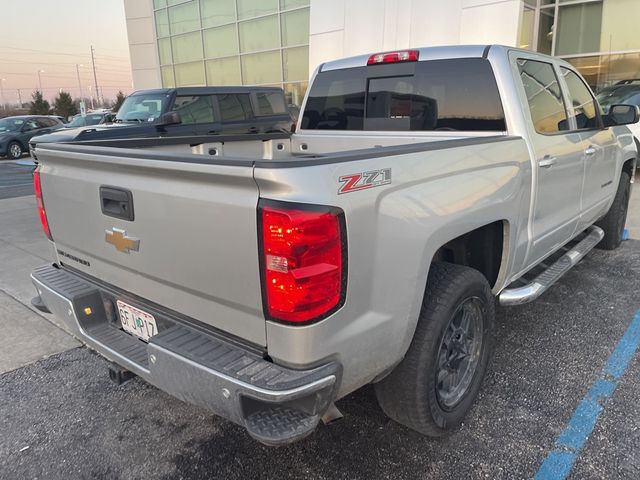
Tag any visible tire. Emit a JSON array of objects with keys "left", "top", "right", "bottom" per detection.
[
  {"left": 6, "top": 141, "right": 23, "bottom": 160},
  {"left": 374, "top": 262, "right": 495, "bottom": 437},
  {"left": 595, "top": 170, "right": 631, "bottom": 251}
]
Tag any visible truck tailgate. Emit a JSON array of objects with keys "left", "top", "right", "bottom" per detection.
[{"left": 36, "top": 145, "right": 266, "bottom": 346}]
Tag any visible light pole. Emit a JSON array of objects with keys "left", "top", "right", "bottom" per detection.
[
  {"left": 76, "top": 64, "right": 84, "bottom": 100},
  {"left": 88, "top": 84, "right": 94, "bottom": 110},
  {"left": 0, "top": 78, "right": 5, "bottom": 110},
  {"left": 37, "top": 69, "right": 44, "bottom": 93}
]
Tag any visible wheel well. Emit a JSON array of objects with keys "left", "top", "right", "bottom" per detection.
[
  {"left": 622, "top": 156, "right": 636, "bottom": 178},
  {"left": 432, "top": 221, "right": 505, "bottom": 289},
  {"left": 7, "top": 139, "right": 25, "bottom": 150}
]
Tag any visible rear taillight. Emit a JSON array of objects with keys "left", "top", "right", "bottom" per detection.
[
  {"left": 259, "top": 201, "right": 346, "bottom": 324},
  {"left": 367, "top": 49, "right": 419, "bottom": 65},
  {"left": 33, "top": 168, "right": 52, "bottom": 240}
]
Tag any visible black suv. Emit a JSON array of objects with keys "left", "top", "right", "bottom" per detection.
[
  {"left": 0, "top": 116, "right": 64, "bottom": 159},
  {"left": 31, "top": 86, "right": 293, "bottom": 153}
]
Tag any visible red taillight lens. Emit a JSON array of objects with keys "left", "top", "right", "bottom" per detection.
[
  {"left": 260, "top": 201, "right": 346, "bottom": 324},
  {"left": 33, "top": 168, "right": 52, "bottom": 240},
  {"left": 367, "top": 49, "right": 419, "bottom": 65}
]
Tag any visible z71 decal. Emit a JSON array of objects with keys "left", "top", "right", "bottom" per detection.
[{"left": 338, "top": 168, "right": 392, "bottom": 194}]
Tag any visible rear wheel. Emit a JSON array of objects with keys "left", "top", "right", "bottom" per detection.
[
  {"left": 595, "top": 171, "right": 631, "bottom": 250},
  {"left": 375, "top": 262, "right": 495, "bottom": 436},
  {"left": 7, "top": 141, "right": 22, "bottom": 160}
]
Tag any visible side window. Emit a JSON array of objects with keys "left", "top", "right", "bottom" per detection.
[
  {"left": 255, "top": 92, "right": 287, "bottom": 116},
  {"left": 172, "top": 95, "right": 215, "bottom": 124},
  {"left": 36, "top": 118, "right": 53, "bottom": 128},
  {"left": 218, "top": 94, "right": 253, "bottom": 122},
  {"left": 23, "top": 120, "right": 39, "bottom": 131},
  {"left": 560, "top": 67, "right": 601, "bottom": 130},
  {"left": 517, "top": 59, "right": 569, "bottom": 134}
]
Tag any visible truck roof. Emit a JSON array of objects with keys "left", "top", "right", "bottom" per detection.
[
  {"left": 319, "top": 44, "right": 573, "bottom": 73},
  {"left": 128, "top": 86, "right": 285, "bottom": 97}
]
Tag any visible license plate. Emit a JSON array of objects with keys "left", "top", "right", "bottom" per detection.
[{"left": 117, "top": 300, "right": 158, "bottom": 342}]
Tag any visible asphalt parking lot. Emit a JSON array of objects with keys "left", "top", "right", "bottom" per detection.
[
  {"left": 1, "top": 163, "right": 640, "bottom": 479},
  {"left": 0, "top": 160, "right": 36, "bottom": 200}
]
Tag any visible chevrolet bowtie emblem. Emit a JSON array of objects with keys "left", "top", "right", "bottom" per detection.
[{"left": 105, "top": 228, "right": 140, "bottom": 254}]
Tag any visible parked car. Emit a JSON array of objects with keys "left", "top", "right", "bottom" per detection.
[
  {"left": 30, "top": 45, "right": 638, "bottom": 446},
  {"left": 0, "top": 115, "right": 64, "bottom": 159},
  {"left": 29, "top": 86, "right": 293, "bottom": 157},
  {"left": 66, "top": 112, "right": 116, "bottom": 128},
  {"left": 597, "top": 81, "right": 640, "bottom": 144}
]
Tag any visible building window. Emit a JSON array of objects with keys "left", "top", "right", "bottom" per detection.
[
  {"left": 239, "top": 15, "right": 280, "bottom": 53},
  {"left": 203, "top": 24, "right": 238, "bottom": 58},
  {"left": 174, "top": 61, "right": 206, "bottom": 86},
  {"left": 200, "top": 0, "right": 236, "bottom": 28},
  {"left": 518, "top": 5, "right": 535, "bottom": 50},
  {"left": 153, "top": 0, "right": 310, "bottom": 107},
  {"left": 171, "top": 31, "right": 203, "bottom": 63},
  {"left": 168, "top": 1, "right": 201, "bottom": 35},
  {"left": 555, "top": 2, "right": 603, "bottom": 56},
  {"left": 241, "top": 50, "right": 282, "bottom": 84},
  {"left": 237, "top": 0, "right": 278, "bottom": 20},
  {"left": 537, "top": 6, "right": 555, "bottom": 55},
  {"left": 205, "top": 57, "right": 242, "bottom": 85},
  {"left": 522, "top": 1, "right": 640, "bottom": 93}
]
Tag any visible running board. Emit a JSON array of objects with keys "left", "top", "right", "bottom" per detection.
[{"left": 499, "top": 226, "right": 604, "bottom": 306}]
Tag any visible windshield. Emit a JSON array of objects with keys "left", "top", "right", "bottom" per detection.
[
  {"left": 0, "top": 118, "right": 25, "bottom": 133},
  {"left": 67, "top": 114, "right": 106, "bottom": 128},
  {"left": 115, "top": 93, "right": 171, "bottom": 123},
  {"left": 597, "top": 87, "right": 640, "bottom": 109}
]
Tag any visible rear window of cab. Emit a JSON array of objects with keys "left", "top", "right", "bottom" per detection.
[{"left": 301, "top": 58, "right": 506, "bottom": 132}]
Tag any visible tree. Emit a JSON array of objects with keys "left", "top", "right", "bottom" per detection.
[
  {"left": 113, "top": 91, "right": 126, "bottom": 113},
  {"left": 53, "top": 91, "right": 78, "bottom": 119},
  {"left": 29, "top": 90, "right": 51, "bottom": 115}
]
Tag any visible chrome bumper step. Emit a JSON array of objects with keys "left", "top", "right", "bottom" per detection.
[{"left": 499, "top": 225, "right": 604, "bottom": 306}]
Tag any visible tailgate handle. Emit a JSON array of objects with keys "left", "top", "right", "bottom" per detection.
[{"left": 100, "top": 186, "right": 134, "bottom": 221}]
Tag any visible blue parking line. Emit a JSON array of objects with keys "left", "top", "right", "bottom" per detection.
[{"left": 535, "top": 310, "right": 640, "bottom": 480}]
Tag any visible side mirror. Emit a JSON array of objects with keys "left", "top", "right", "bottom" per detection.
[
  {"left": 605, "top": 104, "right": 640, "bottom": 126},
  {"left": 156, "top": 111, "right": 182, "bottom": 128}
]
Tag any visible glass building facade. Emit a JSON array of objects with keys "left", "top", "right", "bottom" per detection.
[
  {"left": 519, "top": 0, "right": 640, "bottom": 92},
  {"left": 152, "top": 0, "right": 310, "bottom": 106}
]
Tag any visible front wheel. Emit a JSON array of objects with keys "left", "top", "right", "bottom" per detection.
[
  {"left": 6, "top": 141, "right": 23, "bottom": 160},
  {"left": 595, "top": 170, "right": 631, "bottom": 250},
  {"left": 375, "top": 262, "right": 495, "bottom": 436}
]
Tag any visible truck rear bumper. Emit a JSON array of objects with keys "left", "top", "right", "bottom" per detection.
[{"left": 31, "top": 264, "right": 340, "bottom": 446}]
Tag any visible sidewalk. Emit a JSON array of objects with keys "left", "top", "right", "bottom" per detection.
[{"left": 0, "top": 196, "right": 78, "bottom": 374}]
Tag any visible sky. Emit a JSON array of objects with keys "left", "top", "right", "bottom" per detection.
[{"left": 0, "top": 0, "right": 132, "bottom": 106}]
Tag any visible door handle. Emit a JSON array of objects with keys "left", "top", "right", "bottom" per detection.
[
  {"left": 585, "top": 146, "right": 596, "bottom": 156},
  {"left": 248, "top": 126, "right": 259, "bottom": 134},
  {"left": 538, "top": 156, "right": 557, "bottom": 168},
  {"left": 207, "top": 130, "right": 219, "bottom": 135}
]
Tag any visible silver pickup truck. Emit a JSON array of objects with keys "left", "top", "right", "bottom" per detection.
[{"left": 30, "top": 45, "right": 638, "bottom": 446}]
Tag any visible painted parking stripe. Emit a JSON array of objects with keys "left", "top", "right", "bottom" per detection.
[{"left": 535, "top": 310, "right": 640, "bottom": 480}]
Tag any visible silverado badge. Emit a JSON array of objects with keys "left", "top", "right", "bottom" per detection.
[{"left": 105, "top": 228, "right": 140, "bottom": 254}]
